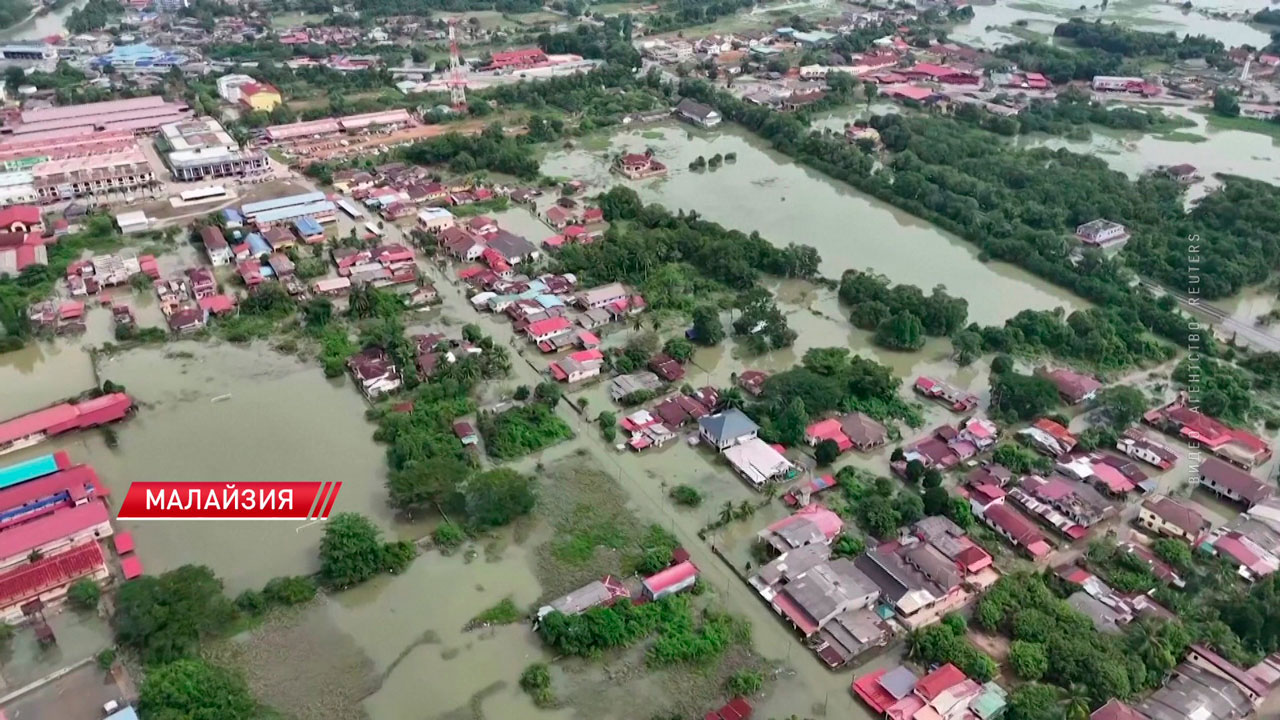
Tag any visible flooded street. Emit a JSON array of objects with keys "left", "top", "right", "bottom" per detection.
[
  {"left": 951, "top": 0, "right": 1272, "bottom": 49},
  {"left": 541, "top": 123, "right": 1082, "bottom": 325}
]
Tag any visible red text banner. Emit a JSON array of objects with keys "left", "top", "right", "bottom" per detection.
[{"left": 116, "top": 481, "right": 342, "bottom": 520}]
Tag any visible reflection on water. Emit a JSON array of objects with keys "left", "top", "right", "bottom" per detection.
[{"left": 541, "top": 123, "right": 1082, "bottom": 325}]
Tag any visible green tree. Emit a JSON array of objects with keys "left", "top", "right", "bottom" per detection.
[
  {"left": 463, "top": 468, "right": 536, "bottom": 529},
  {"left": 1092, "top": 385, "right": 1147, "bottom": 428},
  {"left": 1009, "top": 640, "right": 1050, "bottom": 680},
  {"left": 952, "top": 329, "right": 983, "bottom": 366},
  {"left": 113, "top": 565, "right": 237, "bottom": 664},
  {"left": 386, "top": 457, "right": 470, "bottom": 513},
  {"left": 1213, "top": 87, "right": 1240, "bottom": 117},
  {"left": 67, "top": 578, "right": 101, "bottom": 611},
  {"left": 774, "top": 397, "right": 808, "bottom": 446},
  {"left": 990, "top": 371, "right": 1060, "bottom": 422},
  {"left": 690, "top": 305, "right": 724, "bottom": 346},
  {"left": 669, "top": 484, "right": 704, "bottom": 507},
  {"left": 139, "top": 659, "right": 257, "bottom": 720},
  {"left": 1006, "top": 683, "right": 1062, "bottom": 720},
  {"left": 319, "top": 513, "right": 394, "bottom": 589},
  {"left": 875, "top": 311, "right": 926, "bottom": 351},
  {"left": 663, "top": 336, "right": 695, "bottom": 362},
  {"left": 815, "top": 438, "right": 841, "bottom": 465}
]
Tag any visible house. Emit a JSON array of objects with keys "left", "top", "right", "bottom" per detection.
[
  {"left": 549, "top": 349, "right": 605, "bottom": 384},
  {"left": 914, "top": 376, "right": 978, "bottom": 412},
  {"left": 1018, "top": 418, "right": 1078, "bottom": 457},
  {"left": 1009, "top": 474, "right": 1115, "bottom": 540},
  {"left": 759, "top": 504, "right": 844, "bottom": 554},
  {"left": 166, "top": 306, "right": 206, "bottom": 333},
  {"left": 853, "top": 666, "right": 921, "bottom": 715},
  {"left": 237, "top": 260, "right": 263, "bottom": 286},
  {"left": 979, "top": 503, "right": 1052, "bottom": 559},
  {"left": 453, "top": 422, "right": 478, "bottom": 446},
  {"left": 525, "top": 316, "right": 572, "bottom": 344},
  {"left": 674, "top": 97, "right": 721, "bottom": 128},
  {"left": 347, "top": 348, "right": 401, "bottom": 399},
  {"left": 576, "top": 282, "right": 628, "bottom": 310},
  {"left": 1036, "top": 366, "right": 1103, "bottom": 405},
  {"left": 725, "top": 438, "right": 794, "bottom": 488},
  {"left": 1140, "top": 495, "right": 1209, "bottom": 543},
  {"left": 409, "top": 285, "right": 438, "bottom": 307},
  {"left": 751, "top": 544, "right": 886, "bottom": 667},
  {"left": 1198, "top": 457, "right": 1273, "bottom": 507},
  {"left": 1116, "top": 429, "right": 1177, "bottom": 470},
  {"left": 613, "top": 151, "right": 668, "bottom": 180},
  {"left": 262, "top": 226, "right": 295, "bottom": 252},
  {"left": 704, "top": 698, "right": 753, "bottom": 720},
  {"left": 1136, "top": 660, "right": 1257, "bottom": 720},
  {"left": 293, "top": 217, "right": 325, "bottom": 244},
  {"left": 184, "top": 267, "right": 217, "bottom": 299},
  {"left": 648, "top": 353, "right": 685, "bottom": 383},
  {"left": 1144, "top": 397, "right": 1272, "bottom": 468},
  {"left": 417, "top": 207, "right": 455, "bottom": 233},
  {"left": 699, "top": 409, "right": 760, "bottom": 452},
  {"left": 1163, "top": 163, "right": 1200, "bottom": 184},
  {"left": 439, "top": 227, "right": 483, "bottom": 262},
  {"left": 486, "top": 230, "right": 540, "bottom": 265},
  {"left": 642, "top": 560, "right": 698, "bottom": 599},
  {"left": 737, "top": 370, "right": 768, "bottom": 396},
  {"left": 536, "top": 576, "right": 629, "bottom": 620},
  {"left": 200, "top": 226, "right": 231, "bottom": 266},
  {"left": 610, "top": 372, "right": 663, "bottom": 401},
  {"left": 1075, "top": 219, "right": 1130, "bottom": 249}
]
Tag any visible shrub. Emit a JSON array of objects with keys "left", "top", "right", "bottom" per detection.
[
  {"left": 262, "top": 576, "right": 317, "bottom": 606},
  {"left": 67, "top": 579, "right": 101, "bottom": 611},
  {"left": 97, "top": 648, "right": 117, "bottom": 670},
  {"left": 727, "top": 669, "right": 764, "bottom": 696},
  {"left": 669, "top": 484, "right": 704, "bottom": 507},
  {"left": 235, "top": 590, "right": 268, "bottom": 616},
  {"left": 433, "top": 521, "right": 466, "bottom": 550}
]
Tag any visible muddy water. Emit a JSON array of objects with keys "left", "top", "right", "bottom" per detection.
[
  {"left": 541, "top": 123, "right": 1082, "bottom": 325},
  {"left": 1013, "top": 107, "right": 1280, "bottom": 195},
  {"left": 3, "top": 342, "right": 406, "bottom": 592},
  {"left": 0, "top": 0, "right": 86, "bottom": 41},
  {"left": 0, "top": 340, "right": 98, "bottom": 417},
  {"left": 951, "top": 0, "right": 1272, "bottom": 49}
]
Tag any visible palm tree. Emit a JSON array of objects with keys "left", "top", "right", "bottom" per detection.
[
  {"left": 718, "top": 501, "right": 734, "bottom": 525},
  {"left": 347, "top": 285, "right": 374, "bottom": 319},
  {"left": 736, "top": 500, "right": 754, "bottom": 519},
  {"left": 720, "top": 387, "right": 746, "bottom": 411},
  {"left": 1061, "top": 684, "right": 1092, "bottom": 720}
]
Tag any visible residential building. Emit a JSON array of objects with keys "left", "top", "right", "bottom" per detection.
[
  {"left": 737, "top": 370, "right": 768, "bottom": 396},
  {"left": 1116, "top": 429, "right": 1178, "bottom": 470},
  {"left": 1139, "top": 495, "right": 1209, "bottom": 543},
  {"left": 1198, "top": 457, "right": 1273, "bottom": 507},
  {"left": 31, "top": 149, "right": 156, "bottom": 202},
  {"left": 1010, "top": 474, "right": 1115, "bottom": 540},
  {"left": 698, "top": 409, "right": 760, "bottom": 452},
  {"left": 724, "top": 438, "right": 794, "bottom": 488},
  {"left": 524, "top": 316, "right": 572, "bottom": 344},
  {"left": 1036, "top": 366, "right": 1103, "bottom": 405},
  {"left": 347, "top": 347, "right": 401, "bottom": 398},
  {"left": 536, "top": 576, "right": 629, "bottom": 620},
  {"left": 750, "top": 543, "right": 888, "bottom": 667},
  {"left": 805, "top": 412, "right": 888, "bottom": 454},
  {"left": 417, "top": 207, "right": 455, "bottom": 233},
  {"left": 200, "top": 226, "right": 231, "bottom": 266},
  {"left": 914, "top": 376, "right": 978, "bottom": 412},
  {"left": 576, "top": 282, "right": 628, "bottom": 309},
  {"left": 613, "top": 151, "right": 668, "bottom": 180},
  {"left": 609, "top": 371, "right": 663, "bottom": 401},
  {"left": 1144, "top": 397, "right": 1272, "bottom": 468},
  {"left": 675, "top": 98, "right": 722, "bottom": 128},
  {"left": 549, "top": 349, "right": 605, "bottom": 384},
  {"left": 976, "top": 501, "right": 1052, "bottom": 559},
  {"left": 1018, "top": 418, "right": 1078, "bottom": 457},
  {"left": 642, "top": 560, "right": 698, "bottom": 599},
  {"left": 1075, "top": 219, "right": 1130, "bottom": 249}
]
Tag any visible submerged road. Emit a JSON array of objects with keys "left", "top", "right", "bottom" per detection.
[{"left": 1139, "top": 280, "right": 1280, "bottom": 353}]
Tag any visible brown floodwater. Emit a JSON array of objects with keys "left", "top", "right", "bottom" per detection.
[{"left": 540, "top": 123, "right": 1084, "bottom": 325}]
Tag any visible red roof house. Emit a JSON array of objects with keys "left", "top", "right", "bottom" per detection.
[
  {"left": 914, "top": 664, "right": 966, "bottom": 702},
  {"left": 642, "top": 560, "right": 699, "bottom": 599}
]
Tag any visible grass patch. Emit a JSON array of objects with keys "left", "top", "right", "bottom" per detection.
[
  {"left": 469, "top": 597, "right": 523, "bottom": 627},
  {"left": 1196, "top": 108, "right": 1280, "bottom": 144},
  {"left": 478, "top": 403, "right": 573, "bottom": 460},
  {"left": 1157, "top": 130, "right": 1209, "bottom": 143}
]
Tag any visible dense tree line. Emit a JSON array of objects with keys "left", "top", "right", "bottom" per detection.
[
  {"left": 1054, "top": 18, "right": 1229, "bottom": 66},
  {"left": 973, "top": 307, "right": 1175, "bottom": 370},
  {"left": 553, "top": 187, "right": 819, "bottom": 314},
  {"left": 747, "top": 347, "right": 922, "bottom": 442},
  {"left": 834, "top": 466, "right": 924, "bottom": 539},
  {"left": 995, "top": 40, "right": 1130, "bottom": 83},
  {"left": 66, "top": 0, "right": 121, "bottom": 33},
  {"left": 675, "top": 79, "right": 1229, "bottom": 358},
  {"left": 955, "top": 88, "right": 1192, "bottom": 138},
  {"left": 839, "top": 269, "right": 968, "bottom": 351},
  {"left": 538, "top": 19, "right": 642, "bottom": 68},
  {"left": 977, "top": 572, "right": 1194, "bottom": 708},
  {"left": 478, "top": 402, "right": 574, "bottom": 459},
  {"left": 1171, "top": 356, "right": 1265, "bottom": 425},
  {"left": 400, "top": 124, "right": 542, "bottom": 178}
]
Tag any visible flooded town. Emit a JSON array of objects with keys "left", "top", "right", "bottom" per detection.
[{"left": 0, "top": 0, "right": 1277, "bottom": 718}]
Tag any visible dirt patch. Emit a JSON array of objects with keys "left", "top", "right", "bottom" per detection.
[{"left": 209, "top": 603, "right": 378, "bottom": 720}]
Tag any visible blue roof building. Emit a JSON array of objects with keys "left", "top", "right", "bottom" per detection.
[
  {"left": 94, "top": 44, "right": 186, "bottom": 71},
  {"left": 245, "top": 232, "right": 270, "bottom": 257},
  {"left": 294, "top": 216, "right": 323, "bottom": 237},
  {"left": 534, "top": 294, "right": 564, "bottom": 309},
  {"left": 221, "top": 208, "right": 244, "bottom": 227},
  {"left": 0, "top": 454, "right": 60, "bottom": 490}
]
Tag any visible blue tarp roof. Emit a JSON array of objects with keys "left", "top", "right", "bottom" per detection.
[
  {"left": 294, "top": 216, "right": 323, "bottom": 236},
  {"left": 534, "top": 294, "right": 564, "bottom": 308},
  {"left": 221, "top": 208, "right": 244, "bottom": 222}
]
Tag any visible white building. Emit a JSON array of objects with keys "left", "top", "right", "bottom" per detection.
[{"left": 216, "top": 73, "right": 258, "bottom": 104}]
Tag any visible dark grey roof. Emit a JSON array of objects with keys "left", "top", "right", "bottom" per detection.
[
  {"left": 698, "top": 409, "right": 759, "bottom": 443},
  {"left": 676, "top": 97, "right": 717, "bottom": 120},
  {"left": 1138, "top": 664, "right": 1254, "bottom": 720},
  {"left": 486, "top": 229, "right": 538, "bottom": 259},
  {"left": 879, "top": 666, "right": 919, "bottom": 699}
]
